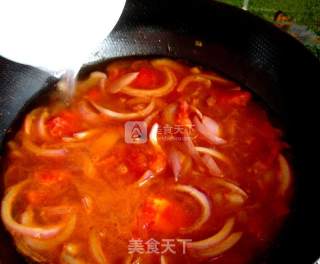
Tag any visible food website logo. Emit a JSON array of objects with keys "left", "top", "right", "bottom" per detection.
[
  {"left": 125, "top": 121, "right": 148, "bottom": 144},
  {"left": 125, "top": 121, "right": 195, "bottom": 144},
  {"left": 128, "top": 238, "right": 191, "bottom": 255}
]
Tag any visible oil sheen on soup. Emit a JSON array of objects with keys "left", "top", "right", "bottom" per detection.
[{"left": 0, "top": 58, "right": 292, "bottom": 264}]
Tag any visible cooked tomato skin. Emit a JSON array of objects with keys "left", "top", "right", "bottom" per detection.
[
  {"left": 85, "top": 86, "right": 103, "bottom": 101},
  {"left": 216, "top": 89, "right": 252, "bottom": 107},
  {"left": 138, "top": 197, "right": 191, "bottom": 235},
  {"left": 46, "top": 111, "right": 80, "bottom": 138},
  {"left": 132, "top": 67, "right": 163, "bottom": 89}
]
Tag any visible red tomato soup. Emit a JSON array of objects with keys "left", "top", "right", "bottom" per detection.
[{"left": 0, "top": 58, "right": 292, "bottom": 264}]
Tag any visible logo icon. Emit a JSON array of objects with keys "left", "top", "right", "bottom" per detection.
[{"left": 125, "top": 121, "right": 147, "bottom": 144}]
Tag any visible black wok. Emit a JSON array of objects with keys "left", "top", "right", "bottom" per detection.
[{"left": 1, "top": 0, "right": 320, "bottom": 263}]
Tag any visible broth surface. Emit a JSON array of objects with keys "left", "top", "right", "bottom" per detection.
[{"left": 1, "top": 58, "right": 292, "bottom": 264}]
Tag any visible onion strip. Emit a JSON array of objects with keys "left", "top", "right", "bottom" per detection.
[
  {"left": 16, "top": 239, "right": 46, "bottom": 263},
  {"left": 90, "top": 99, "right": 155, "bottom": 120},
  {"left": 37, "top": 108, "right": 50, "bottom": 141},
  {"left": 125, "top": 256, "right": 141, "bottom": 264},
  {"left": 278, "top": 154, "right": 291, "bottom": 195},
  {"left": 1, "top": 180, "right": 65, "bottom": 239},
  {"left": 149, "top": 123, "right": 162, "bottom": 152},
  {"left": 177, "top": 75, "right": 211, "bottom": 92},
  {"left": 195, "top": 146, "right": 230, "bottom": 165},
  {"left": 24, "top": 214, "right": 77, "bottom": 250},
  {"left": 174, "top": 185, "right": 211, "bottom": 233},
  {"left": 225, "top": 193, "right": 245, "bottom": 205},
  {"left": 61, "top": 252, "right": 86, "bottom": 264},
  {"left": 213, "top": 178, "right": 248, "bottom": 198},
  {"left": 119, "top": 67, "right": 177, "bottom": 97},
  {"left": 184, "top": 136, "right": 202, "bottom": 164},
  {"left": 190, "top": 105, "right": 203, "bottom": 120},
  {"left": 169, "top": 148, "right": 182, "bottom": 182},
  {"left": 160, "top": 255, "right": 168, "bottom": 264},
  {"left": 23, "top": 108, "right": 42, "bottom": 136},
  {"left": 201, "top": 154, "right": 223, "bottom": 178},
  {"left": 127, "top": 96, "right": 151, "bottom": 106},
  {"left": 62, "top": 129, "right": 102, "bottom": 143},
  {"left": 186, "top": 218, "right": 235, "bottom": 250},
  {"left": 202, "top": 116, "right": 221, "bottom": 137},
  {"left": 23, "top": 138, "right": 66, "bottom": 157},
  {"left": 151, "top": 58, "right": 186, "bottom": 73},
  {"left": 108, "top": 72, "right": 139, "bottom": 93},
  {"left": 198, "top": 73, "right": 235, "bottom": 86},
  {"left": 89, "top": 229, "right": 108, "bottom": 264},
  {"left": 20, "top": 207, "right": 34, "bottom": 225},
  {"left": 77, "top": 71, "right": 107, "bottom": 91},
  {"left": 194, "top": 116, "right": 226, "bottom": 145},
  {"left": 198, "top": 232, "right": 242, "bottom": 257},
  {"left": 137, "top": 170, "right": 155, "bottom": 187}
]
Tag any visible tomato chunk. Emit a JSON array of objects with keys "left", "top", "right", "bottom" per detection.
[
  {"left": 34, "top": 170, "right": 70, "bottom": 185},
  {"left": 139, "top": 197, "right": 190, "bottom": 234},
  {"left": 217, "top": 90, "right": 251, "bottom": 107},
  {"left": 85, "top": 87, "right": 103, "bottom": 101},
  {"left": 46, "top": 111, "right": 80, "bottom": 138},
  {"left": 26, "top": 190, "right": 47, "bottom": 205},
  {"left": 132, "top": 67, "right": 162, "bottom": 89}
]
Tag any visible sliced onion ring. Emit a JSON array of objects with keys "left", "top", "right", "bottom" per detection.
[
  {"left": 24, "top": 214, "right": 77, "bottom": 250},
  {"left": 181, "top": 155, "right": 193, "bottom": 177},
  {"left": 201, "top": 154, "right": 223, "bottom": 178},
  {"left": 1, "top": 180, "right": 66, "bottom": 239},
  {"left": 182, "top": 218, "right": 235, "bottom": 250},
  {"left": 198, "top": 232, "right": 243, "bottom": 257},
  {"left": 127, "top": 96, "right": 151, "bottom": 106},
  {"left": 90, "top": 99, "right": 155, "bottom": 120},
  {"left": 125, "top": 256, "right": 141, "bottom": 264},
  {"left": 77, "top": 71, "right": 107, "bottom": 90},
  {"left": 151, "top": 58, "right": 186, "bottom": 73},
  {"left": 15, "top": 239, "right": 46, "bottom": 263},
  {"left": 278, "top": 154, "right": 291, "bottom": 195},
  {"left": 23, "top": 108, "right": 43, "bottom": 136},
  {"left": 184, "top": 136, "right": 202, "bottom": 164},
  {"left": 20, "top": 206, "right": 34, "bottom": 225},
  {"left": 174, "top": 185, "right": 211, "bottom": 233},
  {"left": 37, "top": 108, "right": 50, "bottom": 141},
  {"left": 89, "top": 229, "right": 108, "bottom": 264},
  {"left": 149, "top": 123, "right": 162, "bottom": 152},
  {"left": 160, "top": 255, "right": 168, "bottom": 264},
  {"left": 213, "top": 178, "right": 248, "bottom": 198},
  {"left": 119, "top": 67, "right": 177, "bottom": 97},
  {"left": 62, "top": 129, "right": 102, "bottom": 143},
  {"left": 169, "top": 148, "right": 182, "bottom": 182},
  {"left": 177, "top": 75, "right": 211, "bottom": 92},
  {"left": 137, "top": 170, "right": 155, "bottom": 187},
  {"left": 194, "top": 116, "right": 226, "bottom": 145},
  {"left": 77, "top": 101, "right": 103, "bottom": 124},
  {"left": 202, "top": 116, "right": 221, "bottom": 137},
  {"left": 225, "top": 193, "right": 245, "bottom": 205},
  {"left": 198, "top": 73, "right": 235, "bottom": 86},
  {"left": 108, "top": 72, "right": 139, "bottom": 93},
  {"left": 61, "top": 251, "right": 86, "bottom": 264},
  {"left": 189, "top": 105, "right": 203, "bottom": 120},
  {"left": 23, "top": 138, "right": 66, "bottom": 157},
  {"left": 195, "top": 146, "right": 231, "bottom": 165}
]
